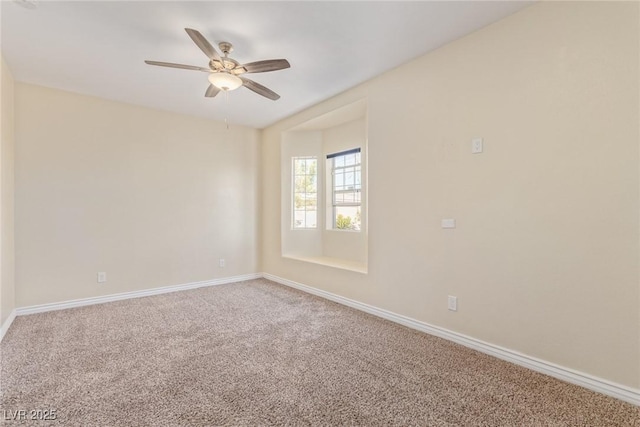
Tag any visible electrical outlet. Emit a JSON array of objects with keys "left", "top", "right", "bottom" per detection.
[
  {"left": 219, "top": 258, "right": 225, "bottom": 268},
  {"left": 448, "top": 295, "right": 458, "bottom": 311},
  {"left": 472, "top": 137, "right": 483, "bottom": 154},
  {"left": 97, "top": 272, "right": 107, "bottom": 284}
]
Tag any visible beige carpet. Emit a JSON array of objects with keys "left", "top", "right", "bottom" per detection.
[{"left": 1, "top": 279, "right": 638, "bottom": 426}]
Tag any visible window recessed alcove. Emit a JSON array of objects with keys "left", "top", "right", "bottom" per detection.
[{"left": 281, "top": 100, "right": 368, "bottom": 273}]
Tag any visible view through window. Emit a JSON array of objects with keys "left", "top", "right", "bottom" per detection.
[
  {"left": 328, "top": 148, "right": 361, "bottom": 231},
  {"left": 292, "top": 156, "right": 318, "bottom": 229}
]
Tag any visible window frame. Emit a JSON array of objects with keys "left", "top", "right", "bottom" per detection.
[
  {"left": 327, "top": 148, "right": 362, "bottom": 231},
  {"left": 291, "top": 156, "right": 318, "bottom": 230}
]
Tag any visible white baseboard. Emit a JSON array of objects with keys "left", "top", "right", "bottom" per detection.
[
  {"left": 262, "top": 273, "right": 640, "bottom": 407},
  {"left": 0, "top": 309, "right": 17, "bottom": 343},
  {"left": 4, "top": 272, "right": 638, "bottom": 406},
  {"left": 15, "top": 273, "right": 262, "bottom": 316}
]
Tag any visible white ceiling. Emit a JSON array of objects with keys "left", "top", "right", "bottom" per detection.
[{"left": 1, "top": 1, "right": 532, "bottom": 129}]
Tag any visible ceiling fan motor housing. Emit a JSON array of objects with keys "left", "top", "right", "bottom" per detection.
[{"left": 209, "top": 58, "right": 241, "bottom": 72}]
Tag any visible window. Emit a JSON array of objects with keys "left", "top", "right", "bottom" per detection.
[
  {"left": 292, "top": 157, "right": 318, "bottom": 229},
  {"left": 328, "top": 148, "right": 361, "bottom": 231}
]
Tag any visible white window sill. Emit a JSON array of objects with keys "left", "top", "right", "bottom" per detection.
[
  {"left": 325, "top": 228, "right": 362, "bottom": 233},
  {"left": 282, "top": 254, "right": 368, "bottom": 274}
]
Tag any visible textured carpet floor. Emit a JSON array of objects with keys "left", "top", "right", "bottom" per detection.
[{"left": 1, "top": 279, "right": 638, "bottom": 426}]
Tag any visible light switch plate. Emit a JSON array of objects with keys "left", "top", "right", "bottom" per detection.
[{"left": 441, "top": 218, "right": 456, "bottom": 229}]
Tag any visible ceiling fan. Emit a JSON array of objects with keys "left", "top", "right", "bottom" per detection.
[{"left": 145, "top": 28, "right": 290, "bottom": 101}]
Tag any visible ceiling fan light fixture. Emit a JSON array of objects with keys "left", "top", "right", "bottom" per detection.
[{"left": 208, "top": 72, "right": 242, "bottom": 91}]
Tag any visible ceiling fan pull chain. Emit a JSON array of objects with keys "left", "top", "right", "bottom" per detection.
[{"left": 224, "top": 90, "right": 230, "bottom": 130}]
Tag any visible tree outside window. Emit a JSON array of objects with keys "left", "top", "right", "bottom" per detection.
[
  {"left": 328, "top": 149, "right": 361, "bottom": 231},
  {"left": 292, "top": 157, "right": 317, "bottom": 229}
]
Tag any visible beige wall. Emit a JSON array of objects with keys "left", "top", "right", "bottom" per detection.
[
  {"left": 1, "top": 56, "right": 16, "bottom": 326},
  {"left": 15, "top": 84, "right": 260, "bottom": 307},
  {"left": 261, "top": 1, "right": 640, "bottom": 389}
]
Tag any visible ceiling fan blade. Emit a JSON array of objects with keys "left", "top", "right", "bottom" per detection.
[
  {"left": 185, "top": 28, "right": 222, "bottom": 63},
  {"left": 242, "top": 59, "right": 290, "bottom": 74},
  {"left": 240, "top": 77, "right": 280, "bottom": 100},
  {"left": 144, "top": 60, "right": 210, "bottom": 72},
  {"left": 205, "top": 84, "right": 221, "bottom": 98}
]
